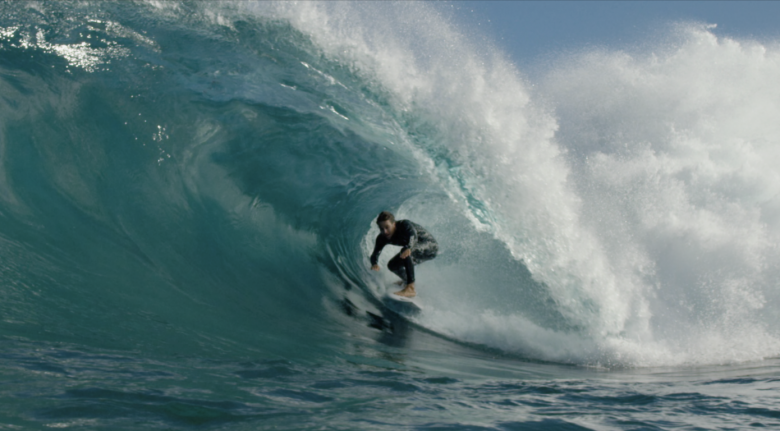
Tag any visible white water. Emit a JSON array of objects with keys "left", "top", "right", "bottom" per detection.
[
  {"left": 535, "top": 25, "right": 780, "bottom": 365},
  {"left": 186, "top": 2, "right": 780, "bottom": 367}
]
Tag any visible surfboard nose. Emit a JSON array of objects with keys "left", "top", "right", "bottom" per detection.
[{"left": 383, "top": 294, "right": 423, "bottom": 316}]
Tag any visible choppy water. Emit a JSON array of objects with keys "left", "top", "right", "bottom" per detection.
[{"left": 1, "top": 1, "right": 779, "bottom": 429}]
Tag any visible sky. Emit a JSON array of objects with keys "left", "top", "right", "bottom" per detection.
[{"left": 454, "top": 1, "right": 780, "bottom": 67}]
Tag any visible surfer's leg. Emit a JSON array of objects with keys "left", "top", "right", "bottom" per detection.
[
  {"left": 389, "top": 252, "right": 417, "bottom": 297},
  {"left": 403, "top": 254, "right": 415, "bottom": 284},
  {"left": 392, "top": 241, "right": 438, "bottom": 298},
  {"left": 387, "top": 254, "right": 409, "bottom": 283}
]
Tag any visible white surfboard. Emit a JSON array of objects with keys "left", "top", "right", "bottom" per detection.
[{"left": 382, "top": 291, "right": 423, "bottom": 315}]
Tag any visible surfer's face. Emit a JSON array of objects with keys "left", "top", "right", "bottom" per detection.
[{"left": 378, "top": 220, "right": 395, "bottom": 239}]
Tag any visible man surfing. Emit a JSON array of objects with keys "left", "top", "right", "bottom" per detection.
[{"left": 370, "top": 211, "right": 438, "bottom": 298}]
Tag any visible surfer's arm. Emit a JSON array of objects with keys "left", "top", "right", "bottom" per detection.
[{"left": 370, "top": 235, "right": 386, "bottom": 267}]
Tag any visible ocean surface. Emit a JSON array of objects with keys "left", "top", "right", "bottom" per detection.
[{"left": 1, "top": 1, "right": 780, "bottom": 429}]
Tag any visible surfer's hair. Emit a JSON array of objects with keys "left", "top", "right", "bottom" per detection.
[{"left": 376, "top": 211, "right": 395, "bottom": 224}]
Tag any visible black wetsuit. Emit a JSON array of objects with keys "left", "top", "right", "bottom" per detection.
[{"left": 370, "top": 220, "right": 438, "bottom": 284}]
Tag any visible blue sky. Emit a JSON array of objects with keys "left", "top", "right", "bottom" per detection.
[{"left": 454, "top": 1, "right": 780, "bottom": 66}]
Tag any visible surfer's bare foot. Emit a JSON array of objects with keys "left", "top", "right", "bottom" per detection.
[{"left": 393, "top": 283, "right": 416, "bottom": 298}]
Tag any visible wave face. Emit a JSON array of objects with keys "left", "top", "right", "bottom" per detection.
[{"left": 1, "top": 1, "right": 779, "bottom": 369}]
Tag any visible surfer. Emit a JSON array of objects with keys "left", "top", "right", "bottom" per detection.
[{"left": 370, "top": 211, "right": 438, "bottom": 298}]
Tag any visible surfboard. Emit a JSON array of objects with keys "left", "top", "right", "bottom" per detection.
[{"left": 382, "top": 291, "right": 423, "bottom": 315}]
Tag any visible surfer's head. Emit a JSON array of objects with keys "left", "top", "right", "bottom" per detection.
[{"left": 376, "top": 211, "right": 396, "bottom": 239}]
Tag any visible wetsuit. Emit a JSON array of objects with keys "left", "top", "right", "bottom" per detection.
[{"left": 370, "top": 220, "right": 438, "bottom": 284}]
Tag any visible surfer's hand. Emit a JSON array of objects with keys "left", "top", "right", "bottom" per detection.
[
  {"left": 371, "top": 265, "right": 380, "bottom": 271},
  {"left": 400, "top": 249, "right": 411, "bottom": 259}
]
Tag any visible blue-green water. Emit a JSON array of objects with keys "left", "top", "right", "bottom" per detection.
[{"left": 2, "top": 1, "right": 779, "bottom": 429}]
